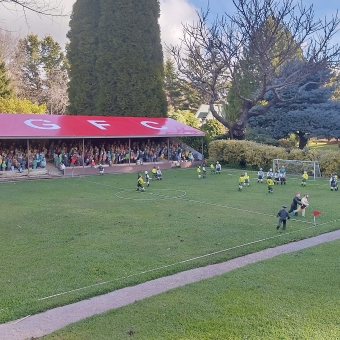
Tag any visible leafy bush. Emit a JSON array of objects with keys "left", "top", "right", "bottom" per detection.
[
  {"left": 277, "top": 139, "right": 295, "bottom": 148},
  {"left": 0, "top": 97, "right": 46, "bottom": 114},
  {"left": 318, "top": 150, "right": 340, "bottom": 176}
]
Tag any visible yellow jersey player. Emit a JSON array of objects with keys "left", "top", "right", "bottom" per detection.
[
  {"left": 301, "top": 171, "right": 308, "bottom": 186},
  {"left": 197, "top": 166, "right": 202, "bottom": 179},
  {"left": 238, "top": 173, "right": 245, "bottom": 191},
  {"left": 151, "top": 166, "right": 157, "bottom": 180},
  {"left": 244, "top": 172, "right": 250, "bottom": 186},
  {"left": 137, "top": 174, "right": 145, "bottom": 191},
  {"left": 267, "top": 178, "right": 274, "bottom": 194},
  {"left": 210, "top": 163, "right": 215, "bottom": 174}
]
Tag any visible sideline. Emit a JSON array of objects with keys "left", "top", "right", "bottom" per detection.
[{"left": 1, "top": 229, "right": 340, "bottom": 340}]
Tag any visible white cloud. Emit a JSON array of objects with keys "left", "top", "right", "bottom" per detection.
[
  {"left": 160, "top": 0, "right": 198, "bottom": 52},
  {"left": 0, "top": 0, "right": 198, "bottom": 51},
  {"left": 0, "top": 1, "right": 74, "bottom": 48}
]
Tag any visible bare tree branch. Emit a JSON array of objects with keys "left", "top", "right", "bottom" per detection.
[
  {"left": 168, "top": 0, "right": 340, "bottom": 139},
  {"left": 0, "top": 0, "right": 65, "bottom": 17}
]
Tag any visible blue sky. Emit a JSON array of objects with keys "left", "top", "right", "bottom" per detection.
[{"left": 1, "top": 0, "right": 339, "bottom": 48}]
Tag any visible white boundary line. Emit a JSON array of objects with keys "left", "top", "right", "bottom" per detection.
[
  {"left": 38, "top": 218, "right": 338, "bottom": 301},
  {"left": 115, "top": 188, "right": 187, "bottom": 201}
]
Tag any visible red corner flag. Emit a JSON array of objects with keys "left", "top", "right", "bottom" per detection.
[{"left": 313, "top": 211, "right": 322, "bottom": 217}]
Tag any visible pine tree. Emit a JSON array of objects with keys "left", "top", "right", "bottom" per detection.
[
  {"left": 0, "top": 57, "right": 13, "bottom": 99},
  {"left": 67, "top": 0, "right": 167, "bottom": 117},
  {"left": 248, "top": 63, "right": 340, "bottom": 149},
  {"left": 67, "top": 0, "right": 101, "bottom": 114}
]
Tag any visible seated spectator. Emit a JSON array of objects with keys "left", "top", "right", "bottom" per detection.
[{"left": 41, "top": 157, "right": 47, "bottom": 168}]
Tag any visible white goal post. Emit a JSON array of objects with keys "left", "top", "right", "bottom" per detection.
[{"left": 273, "top": 159, "right": 321, "bottom": 180}]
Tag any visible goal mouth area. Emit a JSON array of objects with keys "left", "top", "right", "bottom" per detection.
[{"left": 273, "top": 159, "right": 322, "bottom": 180}]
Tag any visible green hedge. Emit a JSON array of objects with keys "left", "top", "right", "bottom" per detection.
[{"left": 208, "top": 140, "right": 340, "bottom": 176}]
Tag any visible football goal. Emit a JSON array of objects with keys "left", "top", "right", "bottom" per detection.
[{"left": 273, "top": 159, "right": 321, "bottom": 180}]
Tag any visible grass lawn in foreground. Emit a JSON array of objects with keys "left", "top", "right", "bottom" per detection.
[
  {"left": 0, "top": 168, "right": 339, "bottom": 323},
  {"left": 42, "top": 239, "right": 340, "bottom": 340}
]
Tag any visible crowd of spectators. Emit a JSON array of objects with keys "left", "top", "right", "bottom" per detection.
[{"left": 0, "top": 138, "right": 199, "bottom": 172}]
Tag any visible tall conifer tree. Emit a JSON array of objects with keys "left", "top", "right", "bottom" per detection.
[
  {"left": 0, "top": 57, "right": 13, "bottom": 99},
  {"left": 67, "top": 0, "right": 101, "bottom": 114},
  {"left": 67, "top": 0, "right": 167, "bottom": 117}
]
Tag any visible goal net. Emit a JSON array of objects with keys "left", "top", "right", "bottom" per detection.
[{"left": 273, "top": 159, "right": 321, "bottom": 180}]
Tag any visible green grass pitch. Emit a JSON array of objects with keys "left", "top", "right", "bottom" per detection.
[{"left": 0, "top": 168, "right": 339, "bottom": 323}]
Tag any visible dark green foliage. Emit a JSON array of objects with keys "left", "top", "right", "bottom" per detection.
[
  {"left": 67, "top": 0, "right": 101, "bottom": 114},
  {"left": 18, "top": 34, "right": 68, "bottom": 111},
  {"left": 164, "top": 58, "right": 201, "bottom": 111},
  {"left": 0, "top": 57, "right": 12, "bottom": 98},
  {"left": 246, "top": 125, "right": 279, "bottom": 146},
  {"left": 249, "top": 63, "right": 340, "bottom": 149},
  {"left": 68, "top": 0, "right": 167, "bottom": 116}
]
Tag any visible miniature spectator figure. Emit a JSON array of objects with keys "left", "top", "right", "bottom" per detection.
[
  {"left": 289, "top": 192, "right": 302, "bottom": 216},
  {"left": 70, "top": 154, "right": 77, "bottom": 167},
  {"left": 216, "top": 161, "right": 221, "bottom": 174},
  {"left": 137, "top": 173, "right": 145, "bottom": 191},
  {"left": 7, "top": 157, "right": 12, "bottom": 171},
  {"left": 145, "top": 171, "right": 150, "bottom": 186},
  {"left": 41, "top": 157, "right": 46, "bottom": 169},
  {"left": 276, "top": 205, "right": 290, "bottom": 230},
  {"left": 18, "top": 163, "right": 23, "bottom": 173},
  {"left": 54, "top": 154, "right": 59, "bottom": 167},
  {"left": 258, "top": 168, "right": 264, "bottom": 183},
  {"left": 267, "top": 177, "right": 274, "bottom": 194}
]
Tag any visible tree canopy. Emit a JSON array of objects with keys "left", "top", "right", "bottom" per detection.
[
  {"left": 0, "top": 57, "right": 13, "bottom": 99},
  {"left": 68, "top": 0, "right": 167, "bottom": 117},
  {"left": 15, "top": 34, "right": 69, "bottom": 114},
  {"left": 169, "top": 0, "right": 340, "bottom": 139},
  {"left": 248, "top": 63, "right": 340, "bottom": 148}
]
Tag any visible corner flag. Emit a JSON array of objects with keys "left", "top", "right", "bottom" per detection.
[{"left": 313, "top": 210, "right": 322, "bottom": 225}]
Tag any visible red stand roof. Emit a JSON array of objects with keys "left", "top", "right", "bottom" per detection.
[{"left": 0, "top": 114, "right": 205, "bottom": 139}]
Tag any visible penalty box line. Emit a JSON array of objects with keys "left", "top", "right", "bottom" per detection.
[{"left": 37, "top": 219, "right": 338, "bottom": 302}]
